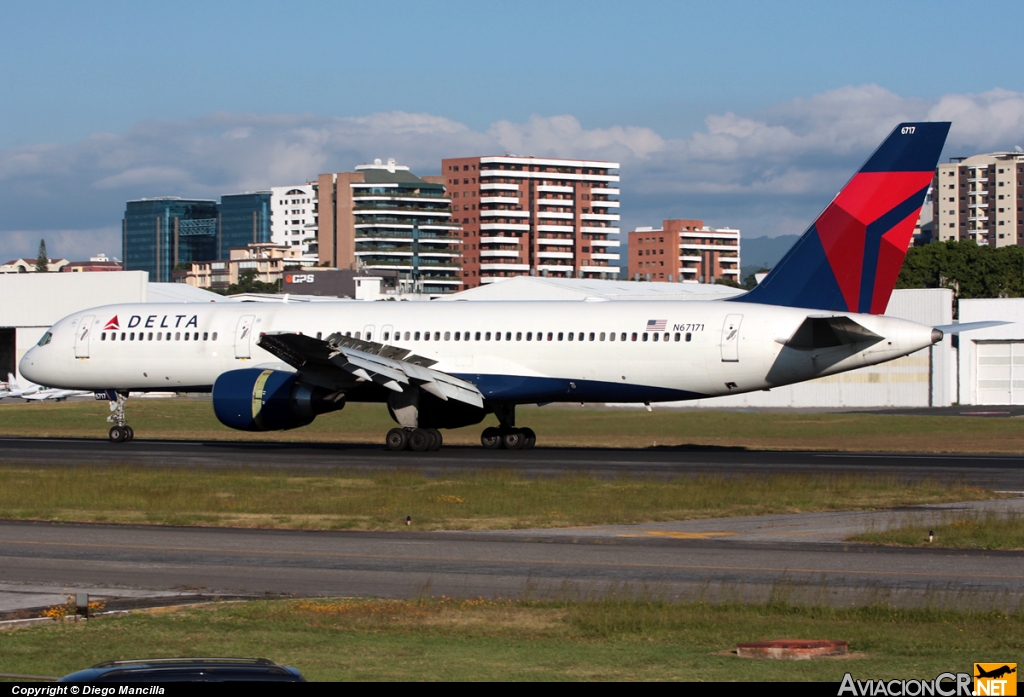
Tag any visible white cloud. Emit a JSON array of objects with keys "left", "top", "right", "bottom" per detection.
[
  {"left": 0, "top": 227, "right": 121, "bottom": 263},
  {"left": 4, "top": 85, "right": 1024, "bottom": 261}
]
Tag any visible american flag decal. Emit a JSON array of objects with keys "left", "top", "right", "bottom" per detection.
[{"left": 646, "top": 319, "right": 667, "bottom": 332}]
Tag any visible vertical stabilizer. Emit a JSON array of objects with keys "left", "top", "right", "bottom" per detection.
[{"left": 736, "top": 122, "right": 950, "bottom": 314}]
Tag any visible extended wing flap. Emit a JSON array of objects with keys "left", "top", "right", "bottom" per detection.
[{"left": 257, "top": 333, "right": 484, "bottom": 409}]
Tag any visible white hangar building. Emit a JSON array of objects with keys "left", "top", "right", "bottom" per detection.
[{"left": 0, "top": 272, "right": 220, "bottom": 384}]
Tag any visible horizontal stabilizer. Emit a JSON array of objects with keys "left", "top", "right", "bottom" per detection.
[
  {"left": 781, "top": 315, "right": 883, "bottom": 350},
  {"left": 933, "top": 321, "right": 1012, "bottom": 335}
]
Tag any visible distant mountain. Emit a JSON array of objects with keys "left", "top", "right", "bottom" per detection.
[{"left": 740, "top": 235, "right": 798, "bottom": 281}]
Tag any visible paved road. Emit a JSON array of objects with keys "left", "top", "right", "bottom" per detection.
[
  {"left": 1, "top": 499, "right": 1022, "bottom": 614},
  {"left": 2, "top": 437, "right": 1023, "bottom": 490}
]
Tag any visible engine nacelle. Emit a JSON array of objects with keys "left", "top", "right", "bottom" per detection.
[{"left": 213, "top": 368, "right": 344, "bottom": 431}]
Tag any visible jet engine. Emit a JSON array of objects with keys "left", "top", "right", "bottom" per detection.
[{"left": 213, "top": 368, "right": 345, "bottom": 431}]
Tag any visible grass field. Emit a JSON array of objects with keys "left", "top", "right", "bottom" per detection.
[
  {"left": 0, "top": 466, "right": 998, "bottom": 530},
  {"left": 3, "top": 598, "right": 1021, "bottom": 681},
  {"left": 2, "top": 399, "right": 1024, "bottom": 452},
  {"left": 851, "top": 511, "right": 1024, "bottom": 551}
]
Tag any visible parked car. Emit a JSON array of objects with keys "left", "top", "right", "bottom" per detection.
[{"left": 58, "top": 657, "right": 306, "bottom": 682}]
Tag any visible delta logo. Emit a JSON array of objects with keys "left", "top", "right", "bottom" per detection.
[
  {"left": 975, "top": 664, "right": 1017, "bottom": 696},
  {"left": 104, "top": 316, "right": 120, "bottom": 331}
]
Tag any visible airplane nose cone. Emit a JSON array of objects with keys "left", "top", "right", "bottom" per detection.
[{"left": 19, "top": 348, "right": 43, "bottom": 383}]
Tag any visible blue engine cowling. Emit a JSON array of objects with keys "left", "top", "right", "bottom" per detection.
[{"left": 213, "top": 368, "right": 344, "bottom": 431}]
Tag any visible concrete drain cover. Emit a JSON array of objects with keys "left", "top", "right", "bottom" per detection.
[{"left": 736, "top": 640, "right": 849, "bottom": 660}]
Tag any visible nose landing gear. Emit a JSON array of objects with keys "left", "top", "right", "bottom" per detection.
[{"left": 106, "top": 392, "right": 134, "bottom": 443}]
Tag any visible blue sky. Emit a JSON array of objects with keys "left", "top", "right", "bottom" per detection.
[{"left": 3, "top": 0, "right": 1024, "bottom": 261}]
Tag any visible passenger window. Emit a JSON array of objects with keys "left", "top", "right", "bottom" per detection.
[
  {"left": 589, "top": 332, "right": 595, "bottom": 341},
  {"left": 495, "top": 332, "right": 501, "bottom": 341},
  {"left": 317, "top": 332, "right": 322, "bottom": 340},
  {"left": 568, "top": 332, "right": 574, "bottom": 341},
  {"left": 516, "top": 332, "right": 522, "bottom": 341},
  {"left": 121, "top": 332, "right": 126, "bottom": 341},
  {"left": 685, "top": 333, "right": 692, "bottom": 342},
  {"left": 184, "top": 333, "right": 189, "bottom": 341},
  {"left": 475, "top": 332, "right": 481, "bottom": 340},
  {"left": 608, "top": 332, "right": 614, "bottom": 342},
  {"left": 383, "top": 332, "right": 390, "bottom": 341},
  {"left": 642, "top": 333, "right": 648, "bottom": 342},
  {"left": 194, "top": 332, "right": 199, "bottom": 340},
  {"left": 464, "top": 331, "right": 470, "bottom": 340},
  {"left": 631, "top": 333, "right": 637, "bottom": 342},
  {"left": 505, "top": 332, "right": 511, "bottom": 341},
  {"left": 424, "top": 332, "right": 430, "bottom": 341},
  {"left": 201, "top": 332, "right": 206, "bottom": 341},
  {"left": 558, "top": 332, "right": 564, "bottom": 341},
  {"left": 621, "top": 333, "right": 627, "bottom": 341},
  {"left": 130, "top": 332, "right": 135, "bottom": 340},
  {"left": 149, "top": 332, "right": 154, "bottom": 340},
  {"left": 485, "top": 332, "right": 491, "bottom": 340},
  {"left": 444, "top": 332, "right": 451, "bottom": 341},
  {"left": 674, "top": 333, "right": 680, "bottom": 342},
  {"left": 355, "top": 332, "right": 361, "bottom": 339},
  {"left": 415, "top": 332, "right": 421, "bottom": 340},
  {"left": 526, "top": 332, "right": 532, "bottom": 341},
  {"left": 454, "top": 332, "right": 460, "bottom": 341},
  {"left": 435, "top": 332, "right": 440, "bottom": 341},
  {"left": 664, "top": 333, "right": 669, "bottom": 342},
  {"left": 404, "top": 332, "right": 411, "bottom": 340},
  {"left": 653, "top": 333, "right": 659, "bottom": 342},
  {"left": 547, "top": 332, "right": 553, "bottom": 341},
  {"left": 175, "top": 332, "right": 181, "bottom": 340},
  {"left": 101, "top": 332, "right": 106, "bottom": 341},
  {"left": 599, "top": 332, "right": 605, "bottom": 341},
  {"left": 212, "top": 332, "right": 218, "bottom": 341}
]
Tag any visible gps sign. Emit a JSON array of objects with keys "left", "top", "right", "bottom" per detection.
[{"left": 284, "top": 274, "right": 315, "bottom": 284}]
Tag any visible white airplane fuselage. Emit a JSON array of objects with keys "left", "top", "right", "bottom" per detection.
[{"left": 20, "top": 299, "right": 938, "bottom": 404}]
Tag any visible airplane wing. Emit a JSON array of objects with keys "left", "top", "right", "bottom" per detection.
[
  {"left": 932, "top": 320, "right": 1012, "bottom": 334},
  {"left": 257, "top": 332, "right": 484, "bottom": 409},
  {"left": 780, "top": 315, "right": 884, "bottom": 350}
]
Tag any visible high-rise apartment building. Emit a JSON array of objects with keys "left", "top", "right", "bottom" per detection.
[
  {"left": 316, "top": 159, "right": 462, "bottom": 294},
  {"left": 933, "top": 152, "right": 1024, "bottom": 247},
  {"left": 271, "top": 183, "right": 318, "bottom": 260},
  {"left": 627, "top": 219, "right": 740, "bottom": 283},
  {"left": 440, "top": 156, "right": 621, "bottom": 287}
]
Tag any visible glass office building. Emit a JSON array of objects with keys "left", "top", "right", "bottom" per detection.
[
  {"left": 123, "top": 198, "right": 219, "bottom": 282},
  {"left": 219, "top": 192, "right": 272, "bottom": 254}
]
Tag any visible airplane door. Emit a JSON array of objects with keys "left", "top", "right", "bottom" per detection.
[
  {"left": 75, "top": 315, "right": 94, "bottom": 358},
  {"left": 363, "top": 324, "right": 376, "bottom": 342},
  {"left": 720, "top": 314, "right": 742, "bottom": 362},
  {"left": 235, "top": 315, "right": 255, "bottom": 359}
]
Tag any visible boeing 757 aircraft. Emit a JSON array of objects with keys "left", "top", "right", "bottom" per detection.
[{"left": 19, "top": 122, "right": 1001, "bottom": 451}]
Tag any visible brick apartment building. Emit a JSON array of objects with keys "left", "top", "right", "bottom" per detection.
[
  {"left": 627, "top": 219, "right": 740, "bottom": 283},
  {"left": 440, "top": 156, "right": 621, "bottom": 287},
  {"left": 933, "top": 152, "right": 1024, "bottom": 247}
]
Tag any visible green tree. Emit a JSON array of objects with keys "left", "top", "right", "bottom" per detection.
[
  {"left": 897, "top": 240, "right": 1024, "bottom": 301},
  {"left": 742, "top": 267, "right": 770, "bottom": 289},
  {"left": 35, "top": 239, "right": 48, "bottom": 273},
  {"left": 222, "top": 269, "right": 281, "bottom": 296}
]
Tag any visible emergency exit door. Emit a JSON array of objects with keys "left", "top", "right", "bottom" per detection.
[{"left": 721, "top": 314, "right": 742, "bottom": 362}]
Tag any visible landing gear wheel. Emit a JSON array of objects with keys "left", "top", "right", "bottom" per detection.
[
  {"left": 481, "top": 426, "right": 501, "bottom": 450},
  {"left": 109, "top": 426, "right": 126, "bottom": 443},
  {"left": 123, "top": 425, "right": 134, "bottom": 442},
  {"left": 501, "top": 428, "right": 525, "bottom": 450},
  {"left": 425, "top": 428, "right": 442, "bottom": 451},
  {"left": 408, "top": 428, "right": 431, "bottom": 452},
  {"left": 386, "top": 428, "right": 409, "bottom": 451},
  {"left": 520, "top": 427, "right": 536, "bottom": 450}
]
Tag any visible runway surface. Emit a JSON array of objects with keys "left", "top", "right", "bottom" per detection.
[
  {"left": 1, "top": 498, "right": 1022, "bottom": 615},
  {"left": 2, "top": 436, "right": 1023, "bottom": 490}
]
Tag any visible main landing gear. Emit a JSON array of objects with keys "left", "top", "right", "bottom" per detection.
[
  {"left": 480, "top": 426, "right": 536, "bottom": 450},
  {"left": 481, "top": 403, "right": 536, "bottom": 450},
  {"left": 106, "top": 392, "right": 134, "bottom": 443},
  {"left": 386, "top": 427, "right": 442, "bottom": 452}
]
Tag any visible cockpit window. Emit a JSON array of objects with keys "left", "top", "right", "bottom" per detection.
[{"left": 37, "top": 331, "right": 52, "bottom": 346}]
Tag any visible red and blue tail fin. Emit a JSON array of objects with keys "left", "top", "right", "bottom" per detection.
[{"left": 736, "top": 122, "right": 950, "bottom": 314}]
